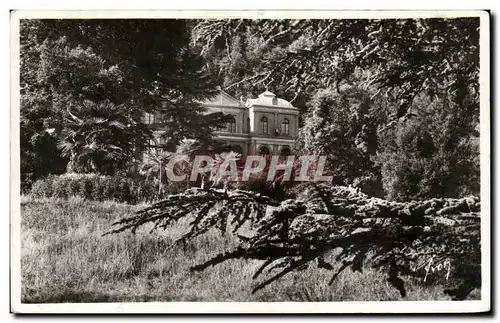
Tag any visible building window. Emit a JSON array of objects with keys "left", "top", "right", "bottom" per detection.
[
  {"left": 226, "top": 116, "right": 237, "bottom": 133},
  {"left": 260, "top": 116, "right": 269, "bottom": 134},
  {"left": 144, "top": 112, "right": 155, "bottom": 125},
  {"left": 281, "top": 118, "right": 290, "bottom": 136}
]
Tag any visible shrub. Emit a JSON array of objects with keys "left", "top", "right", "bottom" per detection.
[
  {"left": 29, "top": 173, "right": 167, "bottom": 204},
  {"left": 107, "top": 184, "right": 481, "bottom": 300},
  {"left": 92, "top": 176, "right": 104, "bottom": 201}
]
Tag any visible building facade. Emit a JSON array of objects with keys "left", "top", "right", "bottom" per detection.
[
  {"left": 203, "top": 90, "right": 299, "bottom": 156},
  {"left": 144, "top": 90, "right": 299, "bottom": 155}
]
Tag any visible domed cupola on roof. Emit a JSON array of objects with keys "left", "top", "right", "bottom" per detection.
[{"left": 246, "top": 90, "right": 296, "bottom": 109}]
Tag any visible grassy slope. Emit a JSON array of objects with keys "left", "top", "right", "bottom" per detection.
[{"left": 20, "top": 197, "right": 469, "bottom": 303}]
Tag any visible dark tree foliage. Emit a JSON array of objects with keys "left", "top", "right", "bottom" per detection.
[
  {"left": 20, "top": 19, "right": 230, "bottom": 184},
  {"left": 107, "top": 184, "right": 480, "bottom": 300}
]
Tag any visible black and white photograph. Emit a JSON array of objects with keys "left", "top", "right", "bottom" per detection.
[{"left": 10, "top": 10, "right": 490, "bottom": 314}]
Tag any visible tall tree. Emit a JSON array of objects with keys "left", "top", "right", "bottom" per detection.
[
  {"left": 193, "top": 18, "right": 480, "bottom": 122},
  {"left": 300, "top": 86, "right": 383, "bottom": 196},
  {"left": 20, "top": 19, "right": 229, "bottom": 182}
]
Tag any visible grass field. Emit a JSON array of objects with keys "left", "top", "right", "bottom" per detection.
[{"left": 20, "top": 196, "right": 477, "bottom": 303}]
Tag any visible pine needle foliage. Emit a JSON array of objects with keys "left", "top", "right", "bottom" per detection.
[{"left": 107, "top": 184, "right": 481, "bottom": 300}]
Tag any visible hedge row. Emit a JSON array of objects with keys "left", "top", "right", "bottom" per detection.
[{"left": 29, "top": 173, "right": 183, "bottom": 204}]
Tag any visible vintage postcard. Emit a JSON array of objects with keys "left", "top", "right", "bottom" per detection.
[{"left": 10, "top": 10, "right": 490, "bottom": 314}]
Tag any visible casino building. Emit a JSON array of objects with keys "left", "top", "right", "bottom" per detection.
[{"left": 144, "top": 90, "right": 299, "bottom": 155}]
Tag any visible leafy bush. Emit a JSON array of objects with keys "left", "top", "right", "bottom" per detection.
[
  {"left": 108, "top": 184, "right": 481, "bottom": 300},
  {"left": 29, "top": 173, "right": 167, "bottom": 204},
  {"left": 375, "top": 96, "right": 480, "bottom": 201},
  {"left": 30, "top": 174, "right": 56, "bottom": 198}
]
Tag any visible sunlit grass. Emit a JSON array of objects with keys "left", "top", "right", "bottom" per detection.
[{"left": 20, "top": 196, "right": 478, "bottom": 303}]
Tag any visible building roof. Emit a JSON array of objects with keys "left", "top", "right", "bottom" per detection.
[
  {"left": 202, "top": 90, "right": 243, "bottom": 107},
  {"left": 246, "top": 91, "right": 296, "bottom": 109}
]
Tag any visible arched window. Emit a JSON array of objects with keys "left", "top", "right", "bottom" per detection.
[
  {"left": 280, "top": 146, "right": 292, "bottom": 156},
  {"left": 227, "top": 116, "right": 237, "bottom": 133},
  {"left": 258, "top": 145, "right": 271, "bottom": 156},
  {"left": 281, "top": 118, "right": 290, "bottom": 136},
  {"left": 260, "top": 116, "right": 269, "bottom": 134}
]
